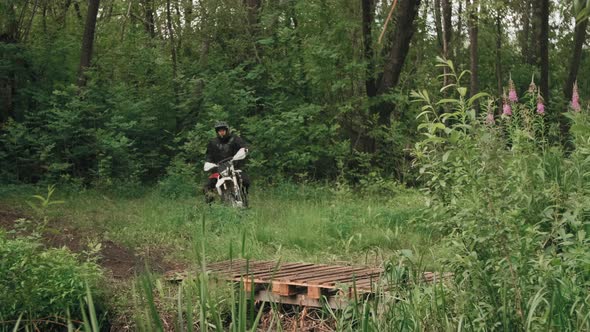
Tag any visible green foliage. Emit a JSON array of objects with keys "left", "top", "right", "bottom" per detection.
[
  {"left": 157, "top": 158, "right": 198, "bottom": 199},
  {"left": 0, "top": 235, "right": 103, "bottom": 324},
  {"left": 412, "top": 61, "right": 590, "bottom": 330}
]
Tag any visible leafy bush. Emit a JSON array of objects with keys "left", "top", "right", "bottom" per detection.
[
  {"left": 412, "top": 59, "right": 590, "bottom": 330},
  {"left": 157, "top": 158, "right": 199, "bottom": 199},
  {"left": 0, "top": 234, "right": 103, "bottom": 323}
]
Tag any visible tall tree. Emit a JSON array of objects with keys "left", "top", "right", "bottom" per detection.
[
  {"left": 377, "top": 0, "right": 423, "bottom": 98},
  {"left": 455, "top": 0, "right": 463, "bottom": 58},
  {"left": 564, "top": 9, "right": 588, "bottom": 101},
  {"left": 362, "top": 0, "right": 377, "bottom": 98},
  {"left": 466, "top": 0, "right": 478, "bottom": 103},
  {"left": 494, "top": 6, "right": 503, "bottom": 109},
  {"left": 537, "top": 0, "right": 549, "bottom": 102},
  {"left": 165, "top": 0, "right": 180, "bottom": 131},
  {"left": 359, "top": 0, "right": 422, "bottom": 153},
  {"left": 77, "top": 0, "right": 100, "bottom": 88},
  {"left": 140, "top": 0, "right": 156, "bottom": 38},
  {"left": 243, "top": 0, "right": 261, "bottom": 27},
  {"left": 243, "top": 0, "right": 262, "bottom": 61},
  {"left": 441, "top": 0, "right": 452, "bottom": 60},
  {"left": 435, "top": 0, "right": 452, "bottom": 88},
  {"left": 518, "top": 0, "right": 533, "bottom": 64},
  {"left": 434, "top": 0, "right": 443, "bottom": 49},
  {"left": 0, "top": 1, "right": 19, "bottom": 122}
]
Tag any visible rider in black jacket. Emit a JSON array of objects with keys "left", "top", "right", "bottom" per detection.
[{"left": 203, "top": 121, "right": 250, "bottom": 202}]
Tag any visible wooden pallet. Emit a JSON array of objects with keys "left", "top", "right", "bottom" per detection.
[{"left": 165, "top": 259, "right": 452, "bottom": 308}]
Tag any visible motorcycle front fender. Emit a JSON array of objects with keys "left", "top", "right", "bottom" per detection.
[{"left": 215, "top": 176, "right": 233, "bottom": 195}]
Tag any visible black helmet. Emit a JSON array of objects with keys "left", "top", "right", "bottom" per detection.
[{"left": 214, "top": 121, "right": 229, "bottom": 131}]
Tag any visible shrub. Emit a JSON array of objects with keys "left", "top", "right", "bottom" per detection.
[
  {"left": 412, "top": 59, "right": 590, "bottom": 330},
  {"left": 0, "top": 234, "right": 103, "bottom": 324},
  {"left": 157, "top": 157, "right": 199, "bottom": 199}
]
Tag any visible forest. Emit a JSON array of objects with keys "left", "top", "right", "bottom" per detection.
[{"left": 1, "top": 0, "right": 589, "bottom": 330}]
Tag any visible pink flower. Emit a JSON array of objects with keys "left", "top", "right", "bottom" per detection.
[
  {"left": 536, "top": 93, "right": 545, "bottom": 114},
  {"left": 537, "top": 102, "right": 545, "bottom": 115},
  {"left": 509, "top": 76, "right": 518, "bottom": 102},
  {"left": 571, "top": 81, "right": 581, "bottom": 112},
  {"left": 528, "top": 74, "right": 536, "bottom": 94},
  {"left": 502, "top": 102, "right": 512, "bottom": 116},
  {"left": 485, "top": 112, "right": 495, "bottom": 124}
]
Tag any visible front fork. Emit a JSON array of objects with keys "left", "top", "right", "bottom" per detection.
[{"left": 232, "top": 174, "right": 241, "bottom": 198}]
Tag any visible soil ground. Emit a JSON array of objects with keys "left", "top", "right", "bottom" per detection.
[
  {"left": 0, "top": 204, "right": 337, "bottom": 331},
  {"left": 0, "top": 204, "right": 181, "bottom": 279}
]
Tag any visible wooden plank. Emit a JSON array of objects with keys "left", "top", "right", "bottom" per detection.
[
  {"left": 279, "top": 266, "right": 356, "bottom": 282},
  {"left": 299, "top": 267, "right": 369, "bottom": 283},
  {"left": 352, "top": 278, "right": 379, "bottom": 289},
  {"left": 254, "top": 289, "right": 348, "bottom": 309},
  {"left": 207, "top": 259, "right": 251, "bottom": 270},
  {"left": 242, "top": 263, "right": 318, "bottom": 279},
  {"left": 271, "top": 281, "right": 298, "bottom": 296},
  {"left": 165, "top": 259, "right": 450, "bottom": 308},
  {"left": 321, "top": 269, "right": 383, "bottom": 286},
  {"left": 286, "top": 266, "right": 361, "bottom": 281},
  {"left": 307, "top": 286, "right": 323, "bottom": 299},
  {"left": 207, "top": 260, "right": 250, "bottom": 273},
  {"left": 308, "top": 270, "right": 381, "bottom": 285},
  {"left": 223, "top": 261, "right": 281, "bottom": 277}
]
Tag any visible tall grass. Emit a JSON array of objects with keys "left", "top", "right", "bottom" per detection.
[
  {"left": 1, "top": 181, "right": 434, "bottom": 330},
  {"left": 0, "top": 181, "right": 430, "bottom": 266}
]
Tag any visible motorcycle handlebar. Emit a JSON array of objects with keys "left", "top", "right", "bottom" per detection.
[{"left": 218, "top": 156, "right": 234, "bottom": 164}]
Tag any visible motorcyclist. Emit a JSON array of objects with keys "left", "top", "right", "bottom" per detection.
[{"left": 203, "top": 121, "right": 250, "bottom": 203}]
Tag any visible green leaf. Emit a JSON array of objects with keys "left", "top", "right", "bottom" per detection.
[
  {"left": 437, "top": 99, "right": 461, "bottom": 106},
  {"left": 442, "top": 151, "right": 451, "bottom": 162},
  {"left": 457, "top": 87, "right": 467, "bottom": 97},
  {"left": 467, "top": 92, "right": 490, "bottom": 106},
  {"left": 440, "top": 84, "right": 456, "bottom": 93}
]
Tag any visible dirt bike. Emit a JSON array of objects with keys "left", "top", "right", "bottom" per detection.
[{"left": 203, "top": 148, "right": 248, "bottom": 208}]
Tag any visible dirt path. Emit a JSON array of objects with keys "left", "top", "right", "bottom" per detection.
[{"left": 0, "top": 205, "right": 180, "bottom": 279}]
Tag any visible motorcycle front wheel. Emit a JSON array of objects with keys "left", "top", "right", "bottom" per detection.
[{"left": 221, "top": 182, "right": 247, "bottom": 208}]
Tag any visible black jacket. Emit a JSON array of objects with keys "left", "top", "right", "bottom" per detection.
[{"left": 205, "top": 134, "right": 248, "bottom": 164}]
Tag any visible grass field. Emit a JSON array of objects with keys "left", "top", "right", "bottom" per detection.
[
  {"left": 3, "top": 181, "right": 587, "bottom": 331},
  {"left": 0, "top": 182, "right": 447, "bottom": 330}
]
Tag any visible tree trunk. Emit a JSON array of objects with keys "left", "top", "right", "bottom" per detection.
[
  {"left": 57, "top": 0, "right": 72, "bottom": 30},
  {"left": 166, "top": 0, "right": 180, "bottom": 131},
  {"left": 355, "top": 0, "right": 421, "bottom": 154},
  {"left": 467, "top": 0, "right": 478, "bottom": 103},
  {"left": 519, "top": 0, "right": 533, "bottom": 64},
  {"left": 455, "top": 0, "right": 462, "bottom": 58},
  {"left": 531, "top": 0, "right": 541, "bottom": 66},
  {"left": 74, "top": 0, "right": 83, "bottom": 21},
  {"left": 16, "top": 0, "right": 31, "bottom": 39},
  {"left": 442, "top": 0, "right": 452, "bottom": 59},
  {"left": 183, "top": 0, "right": 193, "bottom": 56},
  {"left": 538, "top": 0, "right": 549, "bottom": 102},
  {"left": 564, "top": 19, "right": 587, "bottom": 101},
  {"left": 141, "top": 0, "right": 156, "bottom": 38},
  {"left": 165, "top": 0, "right": 177, "bottom": 84},
  {"left": 77, "top": 0, "right": 100, "bottom": 88},
  {"left": 243, "top": 0, "right": 261, "bottom": 27},
  {"left": 42, "top": 0, "right": 47, "bottom": 34},
  {"left": 198, "top": 0, "right": 211, "bottom": 68},
  {"left": 434, "top": 0, "right": 443, "bottom": 49},
  {"left": 495, "top": 8, "right": 503, "bottom": 110},
  {"left": 1, "top": 2, "right": 18, "bottom": 119},
  {"left": 243, "top": 0, "right": 261, "bottom": 62},
  {"left": 376, "top": 0, "right": 422, "bottom": 123},
  {"left": 439, "top": 0, "right": 451, "bottom": 88},
  {"left": 362, "top": 0, "right": 377, "bottom": 98},
  {"left": 23, "top": 0, "right": 40, "bottom": 43}
]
